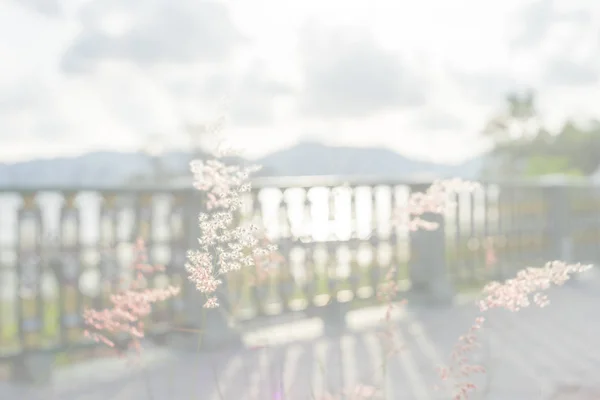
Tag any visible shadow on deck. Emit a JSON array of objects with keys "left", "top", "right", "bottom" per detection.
[{"left": 2, "top": 270, "right": 600, "bottom": 400}]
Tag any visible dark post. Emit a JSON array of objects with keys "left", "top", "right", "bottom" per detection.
[
  {"left": 407, "top": 184, "right": 454, "bottom": 305},
  {"left": 542, "top": 183, "right": 573, "bottom": 263},
  {"left": 319, "top": 242, "right": 350, "bottom": 337},
  {"left": 168, "top": 189, "right": 242, "bottom": 351}
]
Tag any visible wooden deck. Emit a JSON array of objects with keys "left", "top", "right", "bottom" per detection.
[{"left": 2, "top": 268, "right": 600, "bottom": 400}]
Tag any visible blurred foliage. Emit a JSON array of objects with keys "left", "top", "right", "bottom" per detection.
[
  {"left": 523, "top": 156, "right": 583, "bottom": 177},
  {"left": 482, "top": 90, "right": 600, "bottom": 179}
]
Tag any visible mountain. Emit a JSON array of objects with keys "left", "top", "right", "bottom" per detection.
[
  {"left": 0, "top": 151, "right": 189, "bottom": 187},
  {"left": 0, "top": 142, "right": 483, "bottom": 187},
  {"left": 257, "top": 141, "right": 482, "bottom": 179}
]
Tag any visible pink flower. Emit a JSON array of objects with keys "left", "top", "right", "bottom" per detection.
[
  {"left": 436, "top": 316, "right": 487, "bottom": 399},
  {"left": 186, "top": 155, "right": 278, "bottom": 309},
  {"left": 479, "top": 261, "right": 591, "bottom": 312},
  {"left": 395, "top": 179, "right": 481, "bottom": 230},
  {"left": 203, "top": 296, "right": 219, "bottom": 309},
  {"left": 83, "top": 238, "right": 180, "bottom": 355},
  {"left": 439, "top": 261, "right": 591, "bottom": 399}
]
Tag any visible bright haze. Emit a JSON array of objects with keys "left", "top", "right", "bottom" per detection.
[{"left": 2, "top": 0, "right": 600, "bottom": 163}]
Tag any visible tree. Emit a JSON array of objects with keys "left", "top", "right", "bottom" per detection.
[
  {"left": 552, "top": 120, "right": 600, "bottom": 175},
  {"left": 482, "top": 90, "right": 538, "bottom": 144},
  {"left": 481, "top": 90, "right": 541, "bottom": 179},
  {"left": 479, "top": 90, "right": 600, "bottom": 179}
]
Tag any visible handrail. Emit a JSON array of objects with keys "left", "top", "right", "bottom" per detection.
[{"left": 0, "top": 174, "right": 597, "bottom": 193}]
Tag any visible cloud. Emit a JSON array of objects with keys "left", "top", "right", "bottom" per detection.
[
  {"left": 0, "top": 79, "right": 46, "bottom": 113},
  {"left": 543, "top": 58, "right": 600, "bottom": 86},
  {"left": 13, "top": 0, "right": 62, "bottom": 17},
  {"left": 4, "top": 0, "right": 600, "bottom": 164},
  {"left": 502, "top": 0, "right": 600, "bottom": 89},
  {"left": 449, "top": 69, "right": 524, "bottom": 106},
  {"left": 204, "top": 63, "right": 294, "bottom": 126},
  {"left": 0, "top": 81, "right": 82, "bottom": 142},
  {"left": 411, "top": 108, "right": 469, "bottom": 132},
  {"left": 510, "top": 0, "right": 593, "bottom": 50},
  {"left": 0, "top": 69, "right": 171, "bottom": 155},
  {"left": 298, "top": 23, "right": 427, "bottom": 119},
  {"left": 510, "top": 0, "right": 556, "bottom": 50},
  {"left": 163, "top": 61, "right": 294, "bottom": 128},
  {"left": 0, "top": 77, "right": 69, "bottom": 141},
  {"left": 509, "top": 0, "right": 600, "bottom": 88},
  {"left": 61, "top": 0, "right": 245, "bottom": 73}
]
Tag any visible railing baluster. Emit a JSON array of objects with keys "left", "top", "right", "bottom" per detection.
[
  {"left": 13, "top": 193, "right": 54, "bottom": 383},
  {"left": 388, "top": 185, "right": 404, "bottom": 295},
  {"left": 168, "top": 194, "right": 188, "bottom": 325},
  {"left": 16, "top": 194, "right": 42, "bottom": 352},
  {"left": 482, "top": 185, "right": 492, "bottom": 281},
  {"left": 467, "top": 190, "right": 478, "bottom": 285},
  {"left": 325, "top": 187, "right": 339, "bottom": 297},
  {"left": 368, "top": 186, "right": 382, "bottom": 295},
  {"left": 98, "top": 193, "right": 118, "bottom": 308},
  {"left": 496, "top": 186, "right": 508, "bottom": 279},
  {"left": 348, "top": 186, "right": 362, "bottom": 297},
  {"left": 301, "top": 189, "right": 316, "bottom": 311},
  {"left": 507, "top": 186, "right": 518, "bottom": 275},
  {"left": 277, "top": 189, "right": 295, "bottom": 313},
  {"left": 150, "top": 194, "right": 171, "bottom": 336},
  {"left": 139, "top": 194, "right": 157, "bottom": 333},
  {"left": 57, "top": 193, "right": 81, "bottom": 347},
  {"left": 454, "top": 190, "right": 464, "bottom": 284},
  {"left": 249, "top": 189, "right": 268, "bottom": 316},
  {"left": 0, "top": 194, "right": 7, "bottom": 351}
]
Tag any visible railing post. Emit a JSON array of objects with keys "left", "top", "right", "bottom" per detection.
[
  {"left": 320, "top": 242, "right": 350, "bottom": 337},
  {"left": 320, "top": 296, "right": 350, "bottom": 337},
  {"left": 168, "top": 190, "right": 242, "bottom": 351},
  {"left": 407, "top": 184, "right": 454, "bottom": 305},
  {"left": 543, "top": 183, "right": 573, "bottom": 263}
]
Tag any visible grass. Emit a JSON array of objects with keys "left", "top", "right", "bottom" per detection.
[{"left": 0, "top": 299, "right": 61, "bottom": 349}]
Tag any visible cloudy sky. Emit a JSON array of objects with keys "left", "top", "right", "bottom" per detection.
[{"left": 2, "top": 0, "right": 600, "bottom": 163}]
